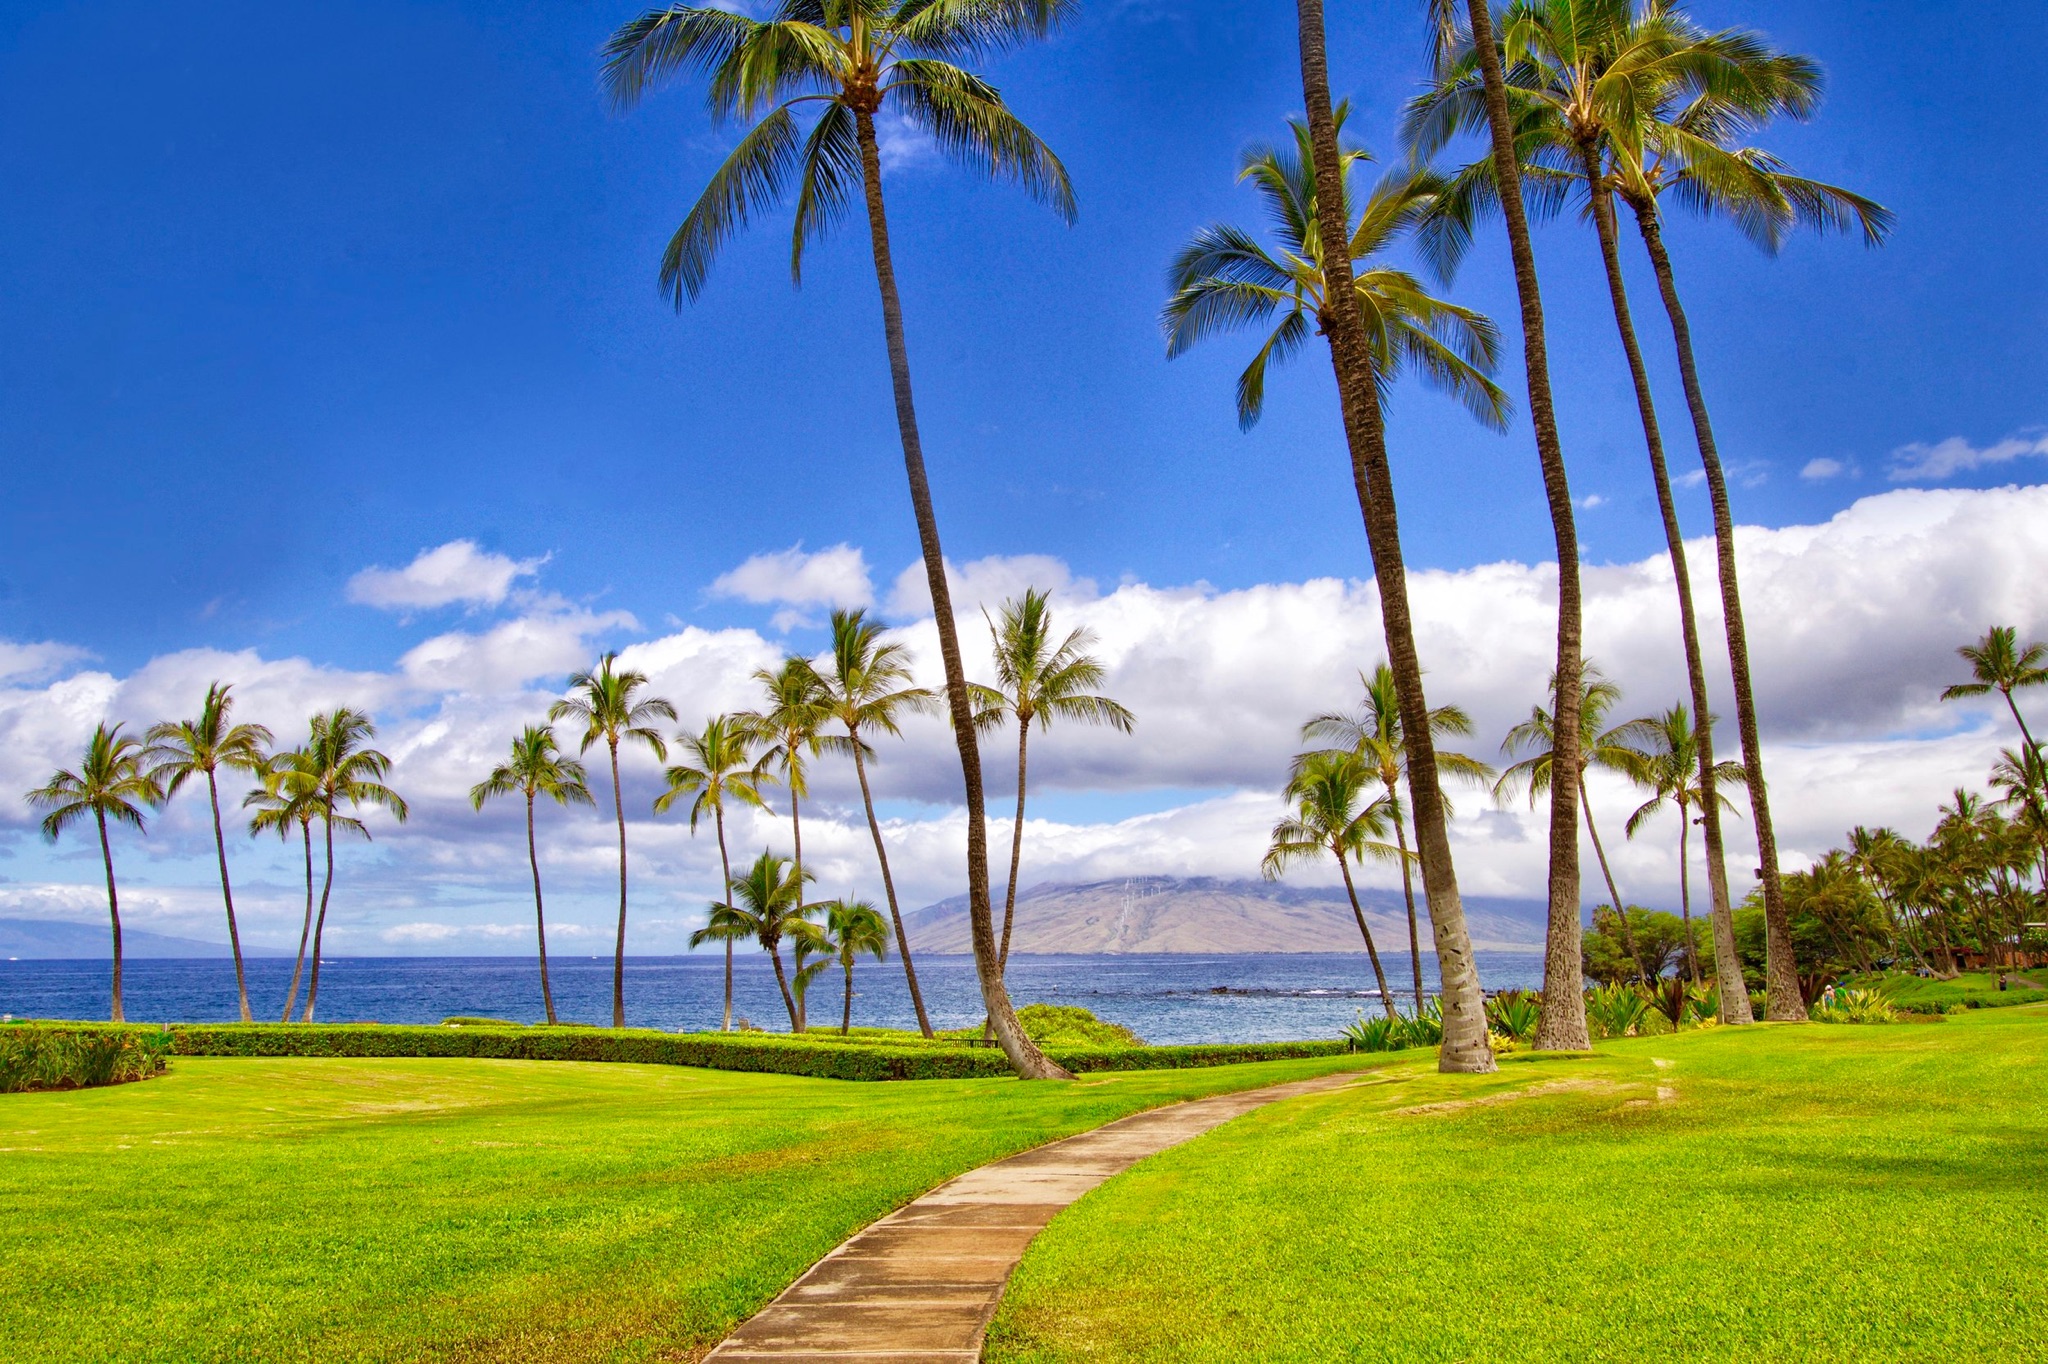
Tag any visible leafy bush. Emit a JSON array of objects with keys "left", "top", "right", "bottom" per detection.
[
  {"left": 1398, "top": 998, "right": 1443, "bottom": 1048},
  {"left": 441, "top": 1016, "right": 522, "bottom": 1028},
  {"left": 1585, "top": 984, "right": 1649, "bottom": 1040},
  {"left": 939, "top": 1004, "right": 1145, "bottom": 1049},
  {"left": 1684, "top": 983, "right": 1720, "bottom": 1025},
  {"left": 0, "top": 1025, "right": 171, "bottom": 1093},
  {"left": 1485, "top": 991, "right": 1540, "bottom": 1043},
  {"left": 1809, "top": 988, "right": 1900, "bottom": 1024},
  {"left": 1343, "top": 1013, "right": 1406, "bottom": 1053}
]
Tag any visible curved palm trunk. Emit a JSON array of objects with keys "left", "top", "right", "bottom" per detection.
[
  {"left": 1676, "top": 805, "right": 1700, "bottom": 984},
  {"left": 1334, "top": 848, "right": 1397, "bottom": 1021},
  {"left": 767, "top": 942, "right": 798, "bottom": 1032},
  {"left": 1576, "top": 769, "right": 1646, "bottom": 985},
  {"left": 607, "top": 736, "right": 630, "bottom": 1029},
  {"left": 1392, "top": 805, "right": 1425, "bottom": 1013},
  {"left": 842, "top": 961, "right": 855, "bottom": 1036},
  {"left": 95, "top": 808, "right": 124, "bottom": 1023},
  {"left": 1632, "top": 208, "right": 1800, "bottom": 1021},
  {"left": 1297, "top": 0, "right": 1494, "bottom": 1072},
  {"left": 715, "top": 804, "right": 735, "bottom": 1033},
  {"left": 999, "top": 719, "right": 1032, "bottom": 970},
  {"left": 302, "top": 812, "right": 337, "bottom": 1023},
  {"left": 205, "top": 769, "right": 252, "bottom": 1023},
  {"left": 282, "top": 820, "right": 314, "bottom": 1022},
  {"left": 1460, "top": 0, "right": 1588, "bottom": 1052},
  {"left": 850, "top": 736, "right": 932, "bottom": 1036},
  {"left": 1590, "top": 174, "right": 1750, "bottom": 1021},
  {"left": 853, "top": 105, "right": 1066, "bottom": 1079},
  {"left": 526, "top": 790, "right": 557, "bottom": 1026}
]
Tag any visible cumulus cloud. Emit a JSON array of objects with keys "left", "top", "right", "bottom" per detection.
[
  {"left": 886, "top": 553, "right": 1100, "bottom": 620},
  {"left": 0, "top": 640, "right": 90, "bottom": 685},
  {"left": 1800, "top": 457, "right": 1857, "bottom": 481},
  {"left": 710, "top": 543, "right": 874, "bottom": 623},
  {"left": 1888, "top": 430, "right": 2048, "bottom": 483},
  {"left": 347, "top": 540, "right": 547, "bottom": 612}
]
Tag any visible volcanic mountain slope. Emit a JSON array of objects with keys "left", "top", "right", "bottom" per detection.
[{"left": 900, "top": 877, "right": 1546, "bottom": 955}]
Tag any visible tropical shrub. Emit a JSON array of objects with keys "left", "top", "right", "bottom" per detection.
[
  {"left": 1343, "top": 1012, "right": 1407, "bottom": 1053},
  {"left": 1809, "top": 988, "right": 1901, "bottom": 1024},
  {"left": 1684, "top": 982, "right": 1720, "bottom": 1025},
  {"left": 1585, "top": 984, "right": 1650, "bottom": 1040},
  {"left": 1398, "top": 998, "right": 1444, "bottom": 1048},
  {"left": 441, "top": 1016, "right": 522, "bottom": 1027},
  {"left": 0, "top": 1025, "right": 171, "bottom": 1092},
  {"left": 1484, "top": 990, "right": 1540, "bottom": 1043},
  {"left": 941, "top": 1004, "right": 1144, "bottom": 1049}
]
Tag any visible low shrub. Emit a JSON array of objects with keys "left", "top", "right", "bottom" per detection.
[
  {"left": 1342, "top": 1013, "right": 1405, "bottom": 1053},
  {"left": 0, "top": 1025, "right": 172, "bottom": 1093},
  {"left": 937, "top": 1003, "right": 1146, "bottom": 1049},
  {"left": 1810, "top": 988, "right": 1900, "bottom": 1024},
  {"left": 441, "top": 1016, "right": 522, "bottom": 1028},
  {"left": 1585, "top": 984, "right": 1649, "bottom": 1040},
  {"left": 1484, "top": 991, "right": 1540, "bottom": 1043}
]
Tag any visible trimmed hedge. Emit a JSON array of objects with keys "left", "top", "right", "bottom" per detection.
[
  {"left": 0, "top": 1024, "right": 172, "bottom": 1093},
  {"left": 19, "top": 1023, "right": 1353, "bottom": 1082}
]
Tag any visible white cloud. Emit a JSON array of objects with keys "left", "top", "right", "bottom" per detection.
[
  {"left": 886, "top": 553, "right": 1100, "bottom": 620},
  {"left": 1800, "top": 457, "right": 1856, "bottom": 481},
  {"left": 0, "top": 640, "right": 90, "bottom": 685},
  {"left": 1888, "top": 430, "right": 2048, "bottom": 482},
  {"left": 710, "top": 543, "right": 873, "bottom": 617},
  {"left": 399, "top": 604, "right": 636, "bottom": 694},
  {"left": 347, "top": 540, "right": 547, "bottom": 612},
  {"left": 1578, "top": 493, "right": 1606, "bottom": 510}
]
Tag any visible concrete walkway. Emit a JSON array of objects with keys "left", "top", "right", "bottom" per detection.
[{"left": 705, "top": 1069, "right": 1362, "bottom": 1363}]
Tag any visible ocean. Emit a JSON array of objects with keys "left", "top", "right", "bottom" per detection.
[{"left": 0, "top": 951, "right": 1546, "bottom": 1044}]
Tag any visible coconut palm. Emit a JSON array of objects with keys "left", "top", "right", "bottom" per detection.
[
  {"left": 1179, "top": 20, "right": 1500, "bottom": 1071},
  {"left": 725, "top": 850, "right": 816, "bottom": 1032},
  {"left": 245, "top": 744, "right": 325, "bottom": 1022},
  {"left": 1299, "top": 664, "right": 1493, "bottom": 1012},
  {"left": 1944, "top": 626, "right": 2048, "bottom": 753},
  {"left": 299, "top": 709, "right": 407, "bottom": 1024},
  {"left": 811, "top": 608, "right": 939, "bottom": 1035},
  {"left": 690, "top": 901, "right": 760, "bottom": 1029},
  {"left": 551, "top": 652, "right": 675, "bottom": 1028},
  {"left": 970, "top": 590, "right": 1133, "bottom": 972},
  {"left": 144, "top": 682, "right": 272, "bottom": 1022},
  {"left": 658, "top": 715, "right": 770, "bottom": 1032},
  {"left": 601, "top": 0, "right": 1075, "bottom": 1081},
  {"left": 1623, "top": 703, "right": 1745, "bottom": 984},
  {"left": 737, "top": 658, "right": 832, "bottom": 926},
  {"left": 817, "top": 898, "right": 890, "bottom": 1035},
  {"left": 1262, "top": 750, "right": 1405, "bottom": 1020},
  {"left": 471, "top": 725, "right": 593, "bottom": 1025},
  {"left": 26, "top": 723, "right": 162, "bottom": 1022}
]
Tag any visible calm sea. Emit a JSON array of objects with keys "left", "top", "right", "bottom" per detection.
[{"left": 0, "top": 951, "right": 1545, "bottom": 1045}]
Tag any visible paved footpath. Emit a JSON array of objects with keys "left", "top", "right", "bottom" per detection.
[{"left": 705, "top": 1069, "right": 1364, "bottom": 1364}]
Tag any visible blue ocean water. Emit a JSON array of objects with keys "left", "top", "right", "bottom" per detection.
[{"left": 0, "top": 951, "right": 1545, "bottom": 1045}]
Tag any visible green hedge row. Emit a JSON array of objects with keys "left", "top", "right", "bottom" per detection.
[{"left": 0, "top": 1024, "right": 172, "bottom": 1093}]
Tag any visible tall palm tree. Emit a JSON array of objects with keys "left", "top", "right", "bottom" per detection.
[
  {"left": 299, "top": 709, "right": 407, "bottom": 1024},
  {"left": 144, "top": 682, "right": 272, "bottom": 1022},
  {"left": 1624, "top": 703, "right": 1745, "bottom": 984},
  {"left": 1299, "top": 664, "right": 1493, "bottom": 1012},
  {"left": 1415, "top": 0, "right": 1593, "bottom": 1053},
  {"left": 658, "top": 715, "right": 770, "bottom": 1032},
  {"left": 551, "top": 652, "right": 675, "bottom": 1028},
  {"left": 690, "top": 902, "right": 760, "bottom": 1030},
  {"left": 738, "top": 658, "right": 831, "bottom": 930},
  {"left": 724, "top": 850, "right": 816, "bottom": 1032},
  {"left": 812, "top": 608, "right": 939, "bottom": 1035},
  {"left": 818, "top": 898, "right": 890, "bottom": 1035},
  {"left": 246, "top": 744, "right": 324, "bottom": 1022},
  {"left": 1944, "top": 626, "right": 2048, "bottom": 754},
  {"left": 1191, "top": 13, "right": 1501, "bottom": 1071},
  {"left": 471, "top": 725, "right": 593, "bottom": 1026},
  {"left": 601, "top": 0, "right": 1076, "bottom": 1080},
  {"left": 1263, "top": 750, "right": 1405, "bottom": 1020},
  {"left": 26, "top": 723, "right": 162, "bottom": 1023},
  {"left": 972, "top": 590, "right": 1134, "bottom": 972},
  {"left": 1405, "top": 0, "right": 1758, "bottom": 1021}
]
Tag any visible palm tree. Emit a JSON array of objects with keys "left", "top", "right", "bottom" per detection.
[
  {"left": 658, "top": 715, "right": 769, "bottom": 1032},
  {"left": 299, "top": 709, "right": 407, "bottom": 1023},
  {"left": 1413, "top": 0, "right": 1593, "bottom": 1054},
  {"left": 1299, "top": 664, "right": 1493, "bottom": 1012},
  {"left": 471, "top": 726, "right": 592, "bottom": 1026},
  {"left": 144, "top": 682, "right": 272, "bottom": 1022},
  {"left": 971, "top": 590, "right": 1134, "bottom": 972},
  {"left": 551, "top": 652, "right": 675, "bottom": 1028},
  {"left": 724, "top": 851, "right": 816, "bottom": 1032},
  {"left": 819, "top": 898, "right": 890, "bottom": 1035},
  {"left": 1263, "top": 751, "right": 1405, "bottom": 1020},
  {"left": 1944, "top": 626, "right": 2048, "bottom": 753},
  {"left": 26, "top": 723, "right": 162, "bottom": 1023},
  {"left": 1189, "top": 13, "right": 1502, "bottom": 1071},
  {"left": 246, "top": 744, "right": 324, "bottom": 1022},
  {"left": 737, "top": 658, "right": 831, "bottom": 927},
  {"left": 601, "top": 0, "right": 1076, "bottom": 1081},
  {"left": 813, "top": 609, "right": 940, "bottom": 1034},
  {"left": 690, "top": 903, "right": 760, "bottom": 1030},
  {"left": 1624, "top": 703, "right": 1745, "bottom": 984}
]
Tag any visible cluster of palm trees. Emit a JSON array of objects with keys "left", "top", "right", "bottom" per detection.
[
  {"left": 478, "top": 594, "right": 1127, "bottom": 1035},
  {"left": 25, "top": 686, "right": 404, "bottom": 1024}
]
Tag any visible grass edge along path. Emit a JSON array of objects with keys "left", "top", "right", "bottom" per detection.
[
  {"left": 0, "top": 1050, "right": 1376, "bottom": 1364},
  {"left": 985, "top": 1006, "right": 2048, "bottom": 1363}
]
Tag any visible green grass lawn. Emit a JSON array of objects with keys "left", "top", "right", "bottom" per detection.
[
  {"left": 986, "top": 1006, "right": 2048, "bottom": 1363},
  {"left": 0, "top": 1050, "right": 1368, "bottom": 1363}
]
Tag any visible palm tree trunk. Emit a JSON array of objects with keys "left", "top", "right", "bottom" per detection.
[
  {"left": 1334, "top": 847, "right": 1398, "bottom": 1021},
  {"left": 1392, "top": 805, "right": 1425, "bottom": 1014},
  {"left": 608, "top": 736, "right": 628, "bottom": 1029},
  {"left": 852, "top": 105, "right": 1066, "bottom": 1079},
  {"left": 1632, "top": 207, "right": 1801, "bottom": 1021},
  {"left": 204, "top": 769, "right": 252, "bottom": 1023},
  {"left": 715, "top": 804, "right": 734, "bottom": 1033},
  {"left": 302, "top": 812, "right": 337, "bottom": 1023},
  {"left": 769, "top": 943, "right": 798, "bottom": 1032},
  {"left": 282, "top": 820, "right": 314, "bottom": 1023},
  {"left": 1000, "top": 719, "right": 1031, "bottom": 971},
  {"left": 1458, "top": 0, "right": 1588, "bottom": 1052},
  {"left": 1677, "top": 807, "right": 1700, "bottom": 984},
  {"left": 1296, "top": 0, "right": 1494, "bottom": 1073},
  {"left": 842, "top": 962, "right": 854, "bottom": 1036},
  {"left": 527, "top": 791, "right": 557, "bottom": 1026},
  {"left": 1576, "top": 768, "right": 1645, "bottom": 985},
  {"left": 95, "top": 808, "right": 124, "bottom": 1024},
  {"left": 1586, "top": 163, "right": 1748, "bottom": 1018},
  {"left": 850, "top": 736, "right": 932, "bottom": 1036}
]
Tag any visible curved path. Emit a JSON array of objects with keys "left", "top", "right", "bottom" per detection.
[{"left": 705, "top": 1069, "right": 1363, "bottom": 1363}]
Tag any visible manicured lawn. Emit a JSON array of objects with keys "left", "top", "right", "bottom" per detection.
[
  {"left": 0, "top": 1051, "right": 1369, "bottom": 1363},
  {"left": 987, "top": 1007, "right": 2048, "bottom": 1363}
]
